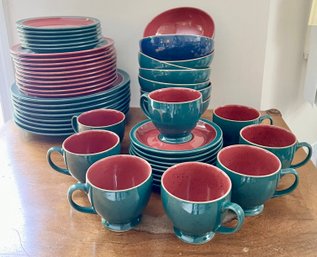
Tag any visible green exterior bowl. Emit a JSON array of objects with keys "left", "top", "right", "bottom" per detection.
[{"left": 167, "top": 51, "right": 214, "bottom": 69}]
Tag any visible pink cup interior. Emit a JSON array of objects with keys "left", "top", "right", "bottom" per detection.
[
  {"left": 241, "top": 125, "right": 296, "bottom": 147},
  {"left": 78, "top": 109, "right": 125, "bottom": 127},
  {"left": 214, "top": 105, "right": 260, "bottom": 121},
  {"left": 149, "top": 88, "right": 201, "bottom": 103},
  {"left": 87, "top": 155, "right": 151, "bottom": 190},
  {"left": 162, "top": 162, "right": 231, "bottom": 202},
  {"left": 218, "top": 145, "right": 280, "bottom": 176},
  {"left": 63, "top": 130, "right": 119, "bottom": 154}
]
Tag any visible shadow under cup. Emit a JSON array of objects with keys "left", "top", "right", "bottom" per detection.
[
  {"left": 216, "top": 145, "right": 299, "bottom": 216},
  {"left": 161, "top": 162, "right": 245, "bottom": 244},
  {"left": 67, "top": 155, "right": 153, "bottom": 232},
  {"left": 240, "top": 124, "right": 312, "bottom": 169},
  {"left": 47, "top": 130, "right": 121, "bottom": 183}
]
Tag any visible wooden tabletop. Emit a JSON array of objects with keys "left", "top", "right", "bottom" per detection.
[{"left": 1, "top": 107, "right": 316, "bottom": 257}]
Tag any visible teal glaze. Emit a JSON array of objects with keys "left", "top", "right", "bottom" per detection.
[
  {"left": 67, "top": 172, "right": 152, "bottom": 232},
  {"left": 239, "top": 137, "right": 312, "bottom": 169},
  {"left": 138, "top": 76, "right": 210, "bottom": 92},
  {"left": 138, "top": 52, "right": 192, "bottom": 70},
  {"left": 202, "top": 97, "right": 210, "bottom": 114},
  {"left": 140, "top": 92, "right": 202, "bottom": 143},
  {"left": 71, "top": 116, "right": 125, "bottom": 141},
  {"left": 129, "top": 119, "right": 223, "bottom": 157},
  {"left": 167, "top": 51, "right": 214, "bottom": 69},
  {"left": 139, "top": 68, "right": 211, "bottom": 84},
  {"left": 216, "top": 161, "right": 299, "bottom": 216},
  {"left": 212, "top": 113, "right": 273, "bottom": 147},
  {"left": 47, "top": 142, "right": 120, "bottom": 183},
  {"left": 161, "top": 184, "right": 244, "bottom": 244}
]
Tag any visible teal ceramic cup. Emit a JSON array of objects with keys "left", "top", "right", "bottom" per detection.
[
  {"left": 67, "top": 155, "right": 152, "bottom": 232},
  {"left": 140, "top": 87, "right": 203, "bottom": 143},
  {"left": 240, "top": 124, "right": 312, "bottom": 169},
  {"left": 71, "top": 109, "right": 126, "bottom": 141},
  {"left": 47, "top": 130, "right": 120, "bottom": 182},
  {"left": 212, "top": 104, "right": 273, "bottom": 147},
  {"left": 216, "top": 145, "right": 299, "bottom": 216},
  {"left": 161, "top": 162, "right": 245, "bottom": 244}
]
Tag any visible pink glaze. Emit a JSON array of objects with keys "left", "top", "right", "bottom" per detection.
[
  {"left": 63, "top": 130, "right": 119, "bottom": 155},
  {"left": 87, "top": 155, "right": 151, "bottom": 190},
  {"left": 162, "top": 162, "right": 230, "bottom": 202},
  {"left": 241, "top": 125, "right": 296, "bottom": 147},
  {"left": 214, "top": 105, "right": 260, "bottom": 121},
  {"left": 135, "top": 120, "right": 216, "bottom": 151},
  {"left": 149, "top": 88, "right": 201, "bottom": 103},
  {"left": 22, "top": 17, "right": 96, "bottom": 28},
  {"left": 218, "top": 145, "right": 280, "bottom": 176},
  {"left": 78, "top": 109, "right": 125, "bottom": 127}
]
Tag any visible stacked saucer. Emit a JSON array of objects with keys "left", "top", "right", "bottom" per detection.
[
  {"left": 11, "top": 69, "right": 130, "bottom": 136},
  {"left": 129, "top": 119, "right": 223, "bottom": 191},
  {"left": 9, "top": 16, "right": 130, "bottom": 136},
  {"left": 16, "top": 16, "right": 102, "bottom": 53}
]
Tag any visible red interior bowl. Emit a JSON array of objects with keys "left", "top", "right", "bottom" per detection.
[
  {"left": 214, "top": 104, "right": 260, "bottom": 121},
  {"left": 78, "top": 109, "right": 125, "bottom": 127}
]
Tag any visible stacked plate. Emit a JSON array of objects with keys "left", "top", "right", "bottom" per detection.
[
  {"left": 129, "top": 119, "right": 223, "bottom": 191},
  {"left": 11, "top": 69, "right": 130, "bottom": 137},
  {"left": 16, "top": 16, "right": 102, "bottom": 53},
  {"left": 138, "top": 7, "right": 215, "bottom": 113}
]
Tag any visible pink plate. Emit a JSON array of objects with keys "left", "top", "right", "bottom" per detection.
[
  {"left": 17, "top": 74, "right": 117, "bottom": 93},
  {"left": 135, "top": 120, "right": 216, "bottom": 151},
  {"left": 15, "top": 72, "right": 117, "bottom": 89},
  {"left": 15, "top": 66, "right": 116, "bottom": 81},
  {"left": 10, "top": 37, "right": 114, "bottom": 58},
  {"left": 143, "top": 7, "right": 215, "bottom": 38},
  {"left": 14, "top": 57, "right": 116, "bottom": 72},
  {"left": 17, "top": 16, "right": 99, "bottom": 30}
]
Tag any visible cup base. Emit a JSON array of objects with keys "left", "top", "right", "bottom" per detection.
[
  {"left": 244, "top": 204, "right": 264, "bottom": 217},
  {"left": 101, "top": 215, "right": 142, "bottom": 232},
  {"left": 159, "top": 133, "right": 193, "bottom": 144},
  {"left": 174, "top": 227, "right": 215, "bottom": 244}
]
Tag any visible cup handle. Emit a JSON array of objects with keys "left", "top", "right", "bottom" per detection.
[
  {"left": 273, "top": 168, "right": 299, "bottom": 198},
  {"left": 71, "top": 115, "right": 79, "bottom": 133},
  {"left": 67, "top": 183, "right": 96, "bottom": 214},
  {"left": 259, "top": 114, "right": 273, "bottom": 125},
  {"left": 140, "top": 93, "right": 151, "bottom": 118},
  {"left": 47, "top": 146, "right": 70, "bottom": 176},
  {"left": 216, "top": 202, "right": 245, "bottom": 234},
  {"left": 290, "top": 142, "right": 312, "bottom": 169}
]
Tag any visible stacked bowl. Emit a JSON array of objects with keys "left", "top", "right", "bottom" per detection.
[
  {"left": 9, "top": 16, "right": 130, "bottom": 136},
  {"left": 130, "top": 87, "right": 223, "bottom": 191},
  {"left": 138, "top": 7, "right": 215, "bottom": 113}
]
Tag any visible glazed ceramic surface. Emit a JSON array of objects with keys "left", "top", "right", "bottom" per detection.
[
  {"left": 216, "top": 145, "right": 299, "bottom": 216},
  {"left": 212, "top": 104, "right": 273, "bottom": 146},
  {"left": 67, "top": 155, "right": 152, "bottom": 231},
  {"left": 161, "top": 162, "right": 244, "bottom": 244},
  {"left": 167, "top": 52, "right": 214, "bottom": 69},
  {"left": 240, "top": 124, "right": 312, "bottom": 169}
]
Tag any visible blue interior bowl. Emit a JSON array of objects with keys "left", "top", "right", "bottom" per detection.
[{"left": 140, "top": 35, "right": 214, "bottom": 61}]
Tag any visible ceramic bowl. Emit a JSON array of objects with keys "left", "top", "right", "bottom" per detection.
[
  {"left": 139, "top": 67, "right": 211, "bottom": 84},
  {"left": 140, "top": 35, "right": 214, "bottom": 61},
  {"left": 167, "top": 51, "right": 214, "bottom": 69}
]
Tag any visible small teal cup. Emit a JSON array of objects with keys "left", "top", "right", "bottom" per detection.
[
  {"left": 161, "top": 162, "right": 245, "bottom": 244},
  {"left": 140, "top": 87, "right": 203, "bottom": 143},
  {"left": 216, "top": 145, "right": 299, "bottom": 216},
  {"left": 47, "top": 130, "right": 120, "bottom": 182},
  {"left": 67, "top": 155, "right": 152, "bottom": 232},
  {"left": 71, "top": 109, "right": 126, "bottom": 141},
  {"left": 240, "top": 124, "right": 312, "bottom": 169},
  {"left": 212, "top": 104, "right": 273, "bottom": 147}
]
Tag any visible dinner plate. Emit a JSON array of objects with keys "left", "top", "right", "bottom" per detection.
[
  {"left": 19, "top": 34, "right": 100, "bottom": 44},
  {"left": 20, "top": 36, "right": 100, "bottom": 47}
]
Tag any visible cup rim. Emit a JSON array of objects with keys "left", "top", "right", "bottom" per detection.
[
  {"left": 86, "top": 154, "right": 152, "bottom": 192},
  {"left": 213, "top": 104, "right": 261, "bottom": 123},
  {"left": 161, "top": 162, "right": 232, "bottom": 204},
  {"left": 76, "top": 108, "right": 125, "bottom": 128},
  {"left": 240, "top": 124, "right": 297, "bottom": 149},
  {"left": 217, "top": 144, "right": 282, "bottom": 178},
  {"left": 147, "top": 87, "right": 202, "bottom": 104},
  {"left": 62, "top": 130, "right": 120, "bottom": 156}
]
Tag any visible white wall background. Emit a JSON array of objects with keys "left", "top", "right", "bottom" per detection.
[{"left": 3, "top": 0, "right": 317, "bottom": 145}]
